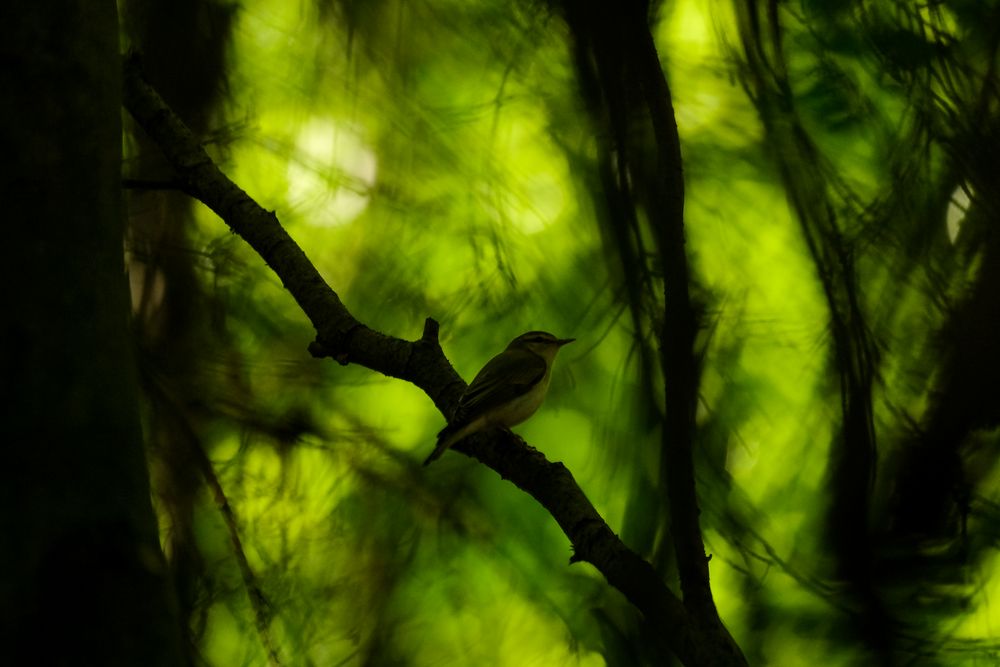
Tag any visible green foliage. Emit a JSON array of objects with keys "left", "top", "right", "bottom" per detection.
[{"left": 124, "top": 0, "right": 1000, "bottom": 664}]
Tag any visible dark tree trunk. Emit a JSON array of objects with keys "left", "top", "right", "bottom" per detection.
[{"left": 0, "top": 2, "right": 185, "bottom": 664}]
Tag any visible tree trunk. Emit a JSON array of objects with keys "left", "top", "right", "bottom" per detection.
[{"left": 0, "top": 2, "right": 185, "bottom": 664}]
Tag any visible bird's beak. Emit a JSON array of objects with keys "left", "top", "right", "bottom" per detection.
[{"left": 556, "top": 338, "right": 575, "bottom": 346}]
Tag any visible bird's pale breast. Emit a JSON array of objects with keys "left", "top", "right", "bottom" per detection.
[{"left": 486, "top": 369, "right": 552, "bottom": 427}]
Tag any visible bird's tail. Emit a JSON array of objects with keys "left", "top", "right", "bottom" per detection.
[{"left": 423, "top": 423, "right": 465, "bottom": 466}]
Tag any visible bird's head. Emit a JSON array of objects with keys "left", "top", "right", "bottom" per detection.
[{"left": 507, "top": 331, "right": 575, "bottom": 361}]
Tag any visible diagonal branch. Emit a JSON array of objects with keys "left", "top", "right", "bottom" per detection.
[{"left": 121, "top": 53, "right": 736, "bottom": 666}]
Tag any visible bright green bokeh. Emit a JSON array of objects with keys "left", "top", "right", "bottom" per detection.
[{"left": 137, "top": 0, "right": 1000, "bottom": 664}]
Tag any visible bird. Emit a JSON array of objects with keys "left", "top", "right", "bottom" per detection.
[{"left": 423, "top": 331, "right": 575, "bottom": 465}]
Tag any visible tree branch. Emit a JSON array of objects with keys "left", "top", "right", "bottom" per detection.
[
  {"left": 121, "top": 52, "right": 730, "bottom": 666},
  {"left": 548, "top": 2, "right": 747, "bottom": 663}
]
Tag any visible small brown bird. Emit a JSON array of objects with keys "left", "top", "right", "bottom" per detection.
[{"left": 423, "top": 331, "right": 574, "bottom": 465}]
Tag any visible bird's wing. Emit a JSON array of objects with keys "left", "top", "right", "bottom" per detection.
[{"left": 451, "top": 348, "right": 546, "bottom": 425}]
